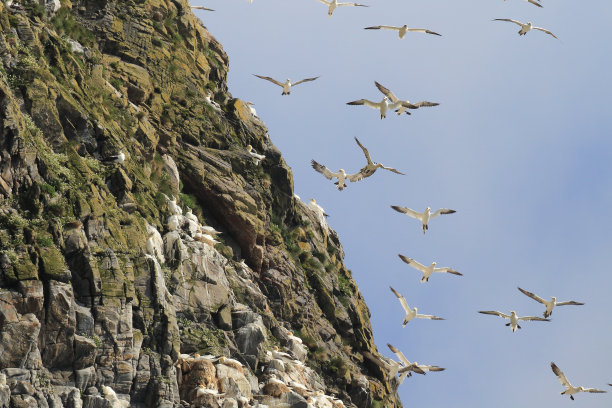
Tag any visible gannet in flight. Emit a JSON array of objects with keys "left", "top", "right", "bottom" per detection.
[
  {"left": 351, "top": 137, "right": 405, "bottom": 181},
  {"left": 253, "top": 74, "right": 320, "bottom": 95},
  {"left": 375, "top": 81, "right": 439, "bottom": 115},
  {"left": 346, "top": 96, "right": 417, "bottom": 119},
  {"left": 391, "top": 205, "right": 455, "bottom": 234},
  {"left": 517, "top": 287, "right": 584, "bottom": 318},
  {"left": 246, "top": 145, "right": 265, "bottom": 165},
  {"left": 387, "top": 343, "right": 426, "bottom": 383},
  {"left": 493, "top": 19, "right": 558, "bottom": 38},
  {"left": 191, "top": 5, "right": 214, "bottom": 11},
  {"left": 478, "top": 310, "right": 550, "bottom": 332},
  {"left": 316, "top": 0, "right": 368, "bottom": 17},
  {"left": 389, "top": 286, "right": 444, "bottom": 327},
  {"left": 551, "top": 362, "right": 607, "bottom": 400},
  {"left": 398, "top": 255, "right": 462, "bottom": 283},
  {"left": 311, "top": 160, "right": 350, "bottom": 191},
  {"left": 364, "top": 25, "right": 441, "bottom": 38}
]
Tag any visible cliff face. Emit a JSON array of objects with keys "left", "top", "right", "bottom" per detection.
[{"left": 0, "top": 0, "right": 401, "bottom": 406}]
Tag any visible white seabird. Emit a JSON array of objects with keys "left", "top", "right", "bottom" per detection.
[
  {"left": 389, "top": 286, "right": 444, "bottom": 327},
  {"left": 478, "top": 310, "right": 550, "bottom": 332},
  {"left": 204, "top": 90, "right": 222, "bottom": 111},
  {"left": 517, "top": 287, "right": 584, "bottom": 318},
  {"left": 308, "top": 198, "right": 329, "bottom": 218},
  {"left": 375, "top": 81, "right": 439, "bottom": 115},
  {"left": 364, "top": 24, "right": 441, "bottom": 38},
  {"left": 185, "top": 208, "right": 198, "bottom": 224},
  {"left": 246, "top": 144, "right": 265, "bottom": 165},
  {"left": 311, "top": 160, "right": 350, "bottom": 191},
  {"left": 253, "top": 74, "right": 320, "bottom": 95},
  {"left": 386, "top": 343, "right": 426, "bottom": 383},
  {"left": 504, "top": 0, "right": 542, "bottom": 7},
  {"left": 350, "top": 137, "right": 405, "bottom": 181},
  {"left": 398, "top": 255, "right": 462, "bottom": 283},
  {"left": 102, "top": 150, "right": 126, "bottom": 164},
  {"left": 391, "top": 205, "right": 455, "bottom": 234},
  {"left": 200, "top": 225, "right": 221, "bottom": 236},
  {"left": 493, "top": 19, "right": 558, "bottom": 38},
  {"left": 101, "top": 385, "right": 130, "bottom": 408},
  {"left": 316, "top": 0, "right": 368, "bottom": 17},
  {"left": 245, "top": 101, "right": 258, "bottom": 117},
  {"left": 271, "top": 346, "right": 292, "bottom": 360},
  {"left": 346, "top": 96, "right": 417, "bottom": 119},
  {"left": 551, "top": 362, "right": 607, "bottom": 400},
  {"left": 166, "top": 195, "right": 183, "bottom": 216}
]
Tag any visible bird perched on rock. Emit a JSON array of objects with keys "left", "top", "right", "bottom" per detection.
[
  {"left": 204, "top": 90, "right": 222, "bottom": 110},
  {"left": 166, "top": 195, "right": 183, "bottom": 216},
  {"left": 247, "top": 145, "right": 265, "bottom": 165},
  {"left": 185, "top": 208, "right": 198, "bottom": 224},
  {"left": 102, "top": 150, "right": 126, "bottom": 164},
  {"left": 218, "top": 356, "right": 244, "bottom": 372},
  {"left": 101, "top": 385, "right": 130, "bottom": 408}
]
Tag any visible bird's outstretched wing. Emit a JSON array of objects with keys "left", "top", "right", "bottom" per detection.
[
  {"left": 583, "top": 388, "right": 607, "bottom": 394},
  {"left": 337, "top": 2, "right": 368, "bottom": 7},
  {"left": 387, "top": 343, "right": 411, "bottom": 367},
  {"left": 347, "top": 99, "right": 380, "bottom": 109},
  {"left": 311, "top": 160, "right": 338, "bottom": 180},
  {"left": 375, "top": 81, "right": 399, "bottom": 103},
  {"left": 379, "top": 165, "right": 405, "bottom": 175},
  {"left": 317, "top": 0, "right": 332, "bottom": 4},
  {"left": 292, "top": 76, "right": 320, "bottom": 86},
  {"left": 346, "top": 170, "right": 367, "bottom": 182},
  {"left": 533, "top": 27, "right": 558, "bottom": 39},
  {"left": 407, "top": 28, "right": 442, "bottom": 36},
  {"left": 354, "top": 137, "right": 373, "bottom": 165},
  {"left": 479, "top": 310, "right": 510, "bottom": 319},
  {"left": 517, "top": 287, "right": 546, "bottom": 304},
  {"left": 398, "top": 255, "right": 428, "bottom": 272},
  {"left": 391, "top": 206, "right": 421, "bottom": 219},
  {"left": 551, "top": 362, "right": 572, "bottom": 388},
  {"left": 430, "top": 208, "right": 456, "bottom": 219},
  {"left": 493, "top": 18, "right": 524, "bottom": 27},
  {"left": 527, "top": 0, "right": 543, "bottom": 7},
  {"left": 433, "top": 267, "right": 462, "bottom": 276},
  {"left": 254, "top": 75, "right": 284, "bottom": 87},
  {"left": 389, "top": 286, "right": 410, "bottom": 314},
  {"left": 555, "top": 300, "right": 585, "bottom": 306},
  {"left": 365, "top": 25, "right": 401, "bottom": 32},
  {"left": 416, "top": 314, "right": 444, "bottom": 320},
  {"left": 411, "top": 101, "right": 440, "bottom": 108},
  {"left": 517, "top": 315, "right": 551, "bottom": 322},
  {"left": 191, "top": 6, "right": 215, "bottom": 11}
]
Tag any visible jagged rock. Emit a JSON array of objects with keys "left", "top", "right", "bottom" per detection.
[
  {"left": 258, "top": 391, "right": 308, "bottom": 408},
  {"left": 215, "top": 363, "right": 251, "bottom": 400},
  {"left": 10, "top": 395, "right": 38, "bottom": 408}
]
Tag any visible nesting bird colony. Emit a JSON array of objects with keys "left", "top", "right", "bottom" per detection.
[{"left": 194, "top": 0, "right": 611, "bottom": 406}]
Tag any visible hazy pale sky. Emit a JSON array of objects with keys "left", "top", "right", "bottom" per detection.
[{"left": 196, "top": 1, "right": 612, "bottom": 406}]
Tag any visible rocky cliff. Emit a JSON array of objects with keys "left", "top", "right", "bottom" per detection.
[{"left": 0, "top": 0, "right": 401, "bottom": 406}]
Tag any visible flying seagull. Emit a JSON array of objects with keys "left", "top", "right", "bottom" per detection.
[
  {"left": 517, "top": 287, "right": 584, "bottom": 318},
  {"left": 316, "top": 0, "right": 368, "bottom": 17},
  {"left": 503, "top": 0, "right": 542, "bottom": 7},
  {"left": 391, "top": 205, "right": 455, "bottom": 234},
  {"left": 478, "top": 310, "right": 550, "bottom": 332},
  {"left": 351, "top": 137, "right": 405, "bottom": 181},
  {"left": 311, "top": 160, "right": 350, "bottom": 191},
  {"left": 364, "top": 25, "right": 441, "bottom": 38},
  {"left": 389, "top": 286, "right": 444, "bottom": 327},
  {"left": 493, "top": 19, "right": 558, "bottom": 39},
  {"left": 387, "top": 343, "right": 426, "bottom": 383},
  {"left": 346, "top": 96, "right": 418, "bottom": 119},
  {"left": 253, "top": 74, "right": 320, "bottom": 95},
  {"left": 190, "top": 5, "right": 214, "bottom": 11},
  {"left": 246, "top": 145, "right": 265, "bottom": 165},
  {"left": 551, "top": 362, "right": 607, "bottom": 400},
  {"left": 375, "top": 81, "right": 439, "bottom": 115},
  {"left": 398, "top": 255, "right": 462, "bottom": 283}
]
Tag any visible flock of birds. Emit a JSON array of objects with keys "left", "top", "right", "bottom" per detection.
[{"left": 188, "top": 0, "right": 612, "bottom": 405}]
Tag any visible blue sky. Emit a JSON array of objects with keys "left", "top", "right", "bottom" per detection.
[{"left": 196, "top": 0, "right": 612, "bottom": 406}]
